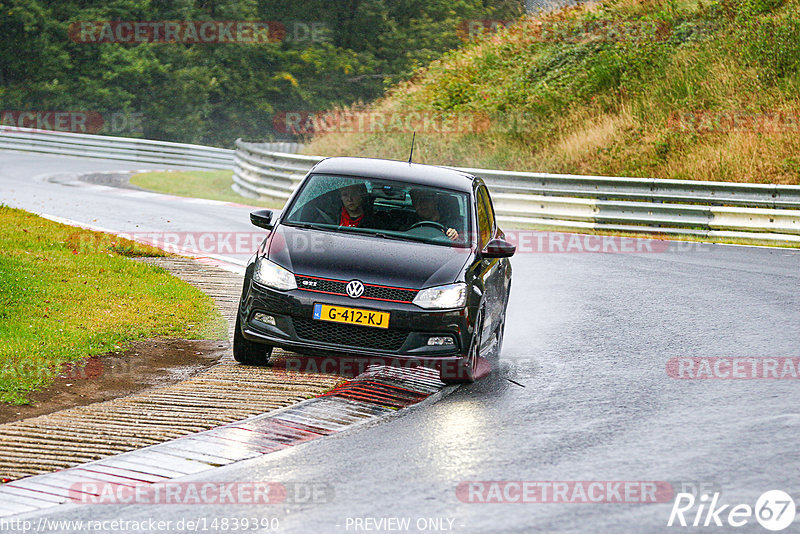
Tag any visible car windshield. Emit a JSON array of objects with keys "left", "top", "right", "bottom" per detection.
[{"left": 282, "top": 174, "right": 471, "bottom": 248}]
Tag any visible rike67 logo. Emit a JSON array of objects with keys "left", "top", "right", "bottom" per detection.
[{"left": 668, "top": 490, "right": 796, "bottom": 531}]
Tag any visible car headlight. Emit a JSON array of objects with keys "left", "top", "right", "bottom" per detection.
[
  {"left": 412, "top": 283, "right": 466, "bottom": 309},
  {"left": 253, "top": 258, "right": 297, "bottom": 291}
]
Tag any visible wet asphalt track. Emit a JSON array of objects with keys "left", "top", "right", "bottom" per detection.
[{"left": 2, "top": 151, "right": 800, "bottom": 533}]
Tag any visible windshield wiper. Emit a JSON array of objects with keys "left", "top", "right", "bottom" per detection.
[
  {"left": 283, "top": 221, "right": 325, "bottom": 230},
  {"left": 340, "top": 227, "right": 414, "bottom": 242},
  {"left": 371, "top": 232, "right": 409, "bottom": 241},
  {"left": 284, "top": 223, "right": 455, "bottom": 246}
]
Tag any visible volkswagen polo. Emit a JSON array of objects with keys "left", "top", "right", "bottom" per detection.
[{"left": 234, "top": 157, "right": 514, "bottom": 382}]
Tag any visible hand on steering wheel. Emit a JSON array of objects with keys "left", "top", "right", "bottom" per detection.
[
  {"left": 409, "top": 220, "right": 459, "bottom": 241},
  {"left": 409, "top": 220, "right": 448, "bottom": 232}
]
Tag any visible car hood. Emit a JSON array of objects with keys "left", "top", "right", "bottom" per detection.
[{"left": 266, "top": 225, "right": 471, "bottom": 289}]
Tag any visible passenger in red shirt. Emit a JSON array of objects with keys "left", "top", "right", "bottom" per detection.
[{"left": 339, "top": 183, "right": 368, "bottom": 227}]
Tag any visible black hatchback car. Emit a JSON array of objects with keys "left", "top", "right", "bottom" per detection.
[{"left": 234, "top": 157, "right": 514, "bottom": 382}]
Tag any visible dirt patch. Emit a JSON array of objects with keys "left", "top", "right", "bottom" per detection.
[
  {"left": 76, "top": 171, "right": 143, "bottom": 190},
  {"left": 0, "top": 339, "right": 226, "bottom": 424}
]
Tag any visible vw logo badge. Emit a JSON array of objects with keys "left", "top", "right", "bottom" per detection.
[{"left": 346, "top": 280, "right": 365, "bottom": 298}]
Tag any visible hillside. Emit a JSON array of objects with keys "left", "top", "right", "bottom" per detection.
[
  {"left": 308, "top": 0, "right": 800, "bottom": 184},
  {"left": 0, "top": 0, "right": 521, "bottom": 147}
]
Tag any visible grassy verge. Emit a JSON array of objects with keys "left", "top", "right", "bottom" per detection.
[
  {"left": 129, "top": 170, "right": 284, "bottom": 208},
  {"left": 0, "top": 206, "right": 228, "bottom": 404},
  {"left": 308, "top": 0, "right": 800, "bottom": 185}
]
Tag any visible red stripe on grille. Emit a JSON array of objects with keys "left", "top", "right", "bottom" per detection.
[
  {"left": 296, "top": 287, "right": 411, "bottom": 304},
  {"left": 297, "top": 274, "right": 417, "bottom": 292}
]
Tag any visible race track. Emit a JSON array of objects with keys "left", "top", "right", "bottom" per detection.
[{"left": 2, "top": 152, "right": 799, "bottom": 533}]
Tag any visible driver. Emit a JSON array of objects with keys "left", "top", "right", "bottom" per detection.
[{"left": 409, "top": 188, "right": 460, "bottom": 241}]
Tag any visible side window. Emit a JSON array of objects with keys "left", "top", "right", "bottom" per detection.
[
  {"left": 483, "top": 186, "right": 497, "bottom": 235},
  {"left": 476, "top": 186, "right": 492, "bottom": 248}
]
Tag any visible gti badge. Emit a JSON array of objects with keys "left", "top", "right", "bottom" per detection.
[{"left": 346, "top": 280, "right": 365, "bottom": 298}]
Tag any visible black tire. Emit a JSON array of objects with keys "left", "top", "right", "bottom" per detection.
[
  {"left": 492, "top": 317, "right": 505, "bottom": 359},
  {"left": 491, "top": 290, "right": 510, "bottom": 360},
  {"left": 440, "top": 310, "right": 481, "bottom": 384},
  {"left": 233, "top": 315, "right": 273, "bottom": 366}
]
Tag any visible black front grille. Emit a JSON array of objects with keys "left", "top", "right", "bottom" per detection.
[
  {"left": 366, "top": 285, "right": 418, "bottom": 302},
  {"left": 293, "top": 318, "right": 408, "bottom": 351},
  {"left": 296, "top": 276, "right": 347, "bottom": 294},
  {"left": 295, "top": 275, "right": 418, "bottom": 303}
]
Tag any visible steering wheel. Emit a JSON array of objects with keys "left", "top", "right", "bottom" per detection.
[
  {"left": 409, "top": 220, "right": 448, "bottom": 233},
  {"left": 314, "top": 207, "right": 335, "bottom": 225}
]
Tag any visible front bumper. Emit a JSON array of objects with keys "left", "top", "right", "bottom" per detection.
[{"left": 239, "top": 278, "right": 474, "bottom": 367}]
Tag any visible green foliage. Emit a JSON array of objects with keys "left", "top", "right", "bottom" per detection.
[
  {"left": 310, "top": 0, "right": 800, "bottom": 184},
  {"left": 736, "top": 6, "right": 800, "bottom": 82},
  {"left": 0, "top": 0, "right": 523, "bottom": 147},
  {"left": 389, "top": 0, "right": 800, "bottom": 116}
]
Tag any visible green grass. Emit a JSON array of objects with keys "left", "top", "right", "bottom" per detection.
[
  {"left": 0, "top": 206, "right": 228, "bottom": 404},
  {"left": 309, "top": 0, "right": 800, "bottom": 185},
  {"left": 129, "top": 170, "right": 284, "bottom": 208}
]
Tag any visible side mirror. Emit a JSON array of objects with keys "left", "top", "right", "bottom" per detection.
[
  {"left": 483, "top": 238, "right": 516, "bottom": 258},
  {"left": 250, "top": 209, "right": 274, "bottom": 230}
]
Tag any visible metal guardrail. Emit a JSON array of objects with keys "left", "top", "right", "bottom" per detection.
[
  {"left": 0, "top": 126, "right": 235, "bottom": 169},
  {"left": 232, "top": 140, "right": 322, "bottom": 200},
  {"left": 253, "top": 141, "right": 305, "bottom": 154},
  {"left": 233, "top": 139, "right": 800, "bottom": 246},
  {"left": 1, "top": 129, "right": 795, "bottom": 245}
]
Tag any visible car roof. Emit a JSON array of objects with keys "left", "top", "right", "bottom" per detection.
[{"left": 309, "top": 157, "right": 476, "bottom": 193}]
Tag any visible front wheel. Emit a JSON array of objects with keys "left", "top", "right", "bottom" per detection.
[
  {"left": 440, "top": 311, "right": 481, "bottom": 384},
  {"left": 233, "top": 315, "right": 273, "bottom": 366},
  {"left": 492, "top": 317, "right": 505, "bottom": 359}
]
